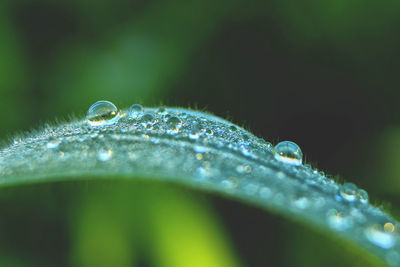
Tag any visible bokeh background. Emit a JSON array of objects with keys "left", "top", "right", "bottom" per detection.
[{"left": 1, "top": 0, "right": 400, "bottom": 266}]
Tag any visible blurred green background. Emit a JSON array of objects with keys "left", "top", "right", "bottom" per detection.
[{"left": 1, "top": 0, "right": 400, "bottom": 266}]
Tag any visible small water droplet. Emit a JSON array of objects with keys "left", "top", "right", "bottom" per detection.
[
  {"left": 259, "top": 187, "right": 272, "bottom": 199},
  {"left": 189, "top": 125, "right": 201, "bottom": 140},
  {"left": 129, "top": 104, "right": 144, "bottom": 118},
  {"left": 194, "top": 146, "right": 208, "bottom": 153},
  {"left": 242, "top": 134, "right": 250, "bottom": 141},
  {"left": 141, "top": 113, "right": 154, "bottom": 124},
  {"left": 167, "top": 116, "right": 182, "bottom": 126},
  {"left": 97, "top": 149, "right": 113, "bottom": 162},
  {"left": 273, "top": 141, "right": 303, "bottom": 166},
  {"left": 195, "top": 167, "right": 211, "bottom": 179},
  {"left": 292, "top": 197, "right": 310, "bottom": 210},
  {"left": 156, "top": 107, "right": 168, "bottom": 115},
  {"left": 221, "top": 178, "right": 238, "bottom": 190},
  {"left": 46, "top": 139, "right": 60, "bottom": 149},
  {"left": 86, "top": 101, "right": 120, "bottom": 127},
  {"left": 339, "top": 183, "right": 358, "bottom": 202},
  {"left": 236, "top": 164, "right": 252, "bottom": 174},
  {"left": 326, "top": 209, "right": 353, "bottom": 231},
  {"left": 365, "top": 224, "right": 396, "bottom": 249},
  {"left": 205, "top": 128, "right": 214, "bottom": 136},
  {"left": 244, "top": 184, "right": 258, "bottom": 195},
  {"left": 357, "top": 189, "right": 369, "bottom": 204},
  {"left": 166, "top": 116, "right": 182, "bottom": 134},
  {"left": 384, "top": 222, "right": 396, "bottom": 233}
]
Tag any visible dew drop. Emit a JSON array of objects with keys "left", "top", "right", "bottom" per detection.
[
  {"left": 273, "top": 141, "right": 303, "bottom": 166},
  {"left": 189, "top": 125, "right": 201, "bottom": 140},
  {"left": 194, "top": 146, "right": 208, "bottom": 153},
  {"left": 221, "top": 178, "right": 238, "bottom": 190},
  {"left": 157, "top": 107, "right": 168, "bottom": 115},
  {"left": 196, "top": 167, "right": 210, "bottom": 178},
  {"left": 326, "top": 209, "right": 353, "bottom": 231},
  {"left": 97, "top": 149, "right": 113, "bottom": 162},
  {"left": 339, "top": 183, "right": 358, "bottom": 202},
  {"left": 141, "top": 113, "right": 154, "bottom": 123},
  {"left": 259, "top": 187, "right": 272, "bottom": 199},
  {"left": 229, "top": 125, "right": 238, "bottom": 131},
  {"left": 46, "top": 139, "right": 60, "bottom": 149},
  {"left": 244, "top": 183, "right": 258, "bottom": 195},
  {"left": 167, "top": 116, "right": 182, "bottom": 127},
  {"left": 236, "top": 164, "right": 252, "bottom": 174},
  {"left": 205, "top": 128, "right": 214, "bottom": 136},
  {"left": 87, "top": 101, "right": 120, "bottom": 127},
  {"left": 129, "top": 104, "right": 144, "bottom": 118},
  {"left": 365, "top": 224, "right": 396, "bottom": 249},
  {"left": 292, "top": 197, "right": 310, "bottom": 210},
  {"left": 357, "top": 189, "right": 369, "bottom": 204},
  {"left": 166, "top": 116, "right": 182, "bottom": 134},
  {"left": 384, "top": 222, "right": 395, "bottom": 233}
]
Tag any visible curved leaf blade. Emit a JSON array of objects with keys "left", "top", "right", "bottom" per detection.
[{"left": 1, "top": 107, "right": 399, "bottom": 266}]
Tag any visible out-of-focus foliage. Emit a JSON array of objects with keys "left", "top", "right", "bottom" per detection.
[{"left": 1, "top": 0, "right": 400, "bottom": 266}]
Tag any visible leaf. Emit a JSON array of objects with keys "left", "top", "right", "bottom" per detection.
[{"left": 1, "top": 106, "right": 399, "bottom": 266}]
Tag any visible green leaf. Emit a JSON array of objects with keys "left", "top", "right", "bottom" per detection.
[{"left": 1, "top": 106, "right": 399, "bottom": 266}]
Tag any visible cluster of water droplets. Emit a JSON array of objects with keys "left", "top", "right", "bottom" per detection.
[{"left": 0, "top": 100, "right": 398, "bottom": 266}]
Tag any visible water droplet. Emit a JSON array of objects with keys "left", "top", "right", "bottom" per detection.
[
  {"left": 229, "top": 125, "right": 238, "bottom": 131},
  {"left": 97, "top": 149, "right": 113, "bottom": 162},
  {"left": 157, "top": 107, "right": 168, "bottom": 115},
  {"left": 384, "top": 222, "right": 396, "bottom": 233},
  {"left": 221, "top": 178, "right": 238, "bottom": 190},
  {"left": 244, "top": 184, "right": 258, "bottom": 195},
  {"left": 194, "top": 146, "right": 208, "bottom": 153},
  {"left": 189, "top": 125, "right": 201, "bottom": 140},
  {"left": 236, "top": 164, "right": 252, "bottom": 174},
  {"left": 326, "top": 209, "right": 353, "bottom": 231},
  {"left": 205, "top": 128, "right": 214, "bottom": 136},
  {"left": 259, "top": 187, "right": 272, "bottom": 199},
  {"left": 273, "top": 141, "right": 303, "bottom": 166},
  {"left": 292, "top": 197, "right": 310, "bottom": 210},
  {"left": 87, "top": 101, "right": 120, "bottom": 127},
  {"left": 242, "top": 134, "right": 250, "bottom": 141},
  {"left": 166, "top": 116, "right": 182, "bottom": 134},
  {"left": 357, "top": 189, "right": 369, "bottom": 204},
  {"left": 365, "top": 224, "right": 396, "bottom": 249},
  {"left": 129, "top": 104, "right": 144, "bottom": 118},
  {"left": 141, "top": 113, "right": 154, "bottom": 123},
  {"left": 339, "top": 183, "right": 358, "bottom": 202},
  {"left": 46, "top": 139, "right": 60, "bottom": 149},
  {"left": 196, "top": 166, "right": 209, "bottom": 177},
  {"left": 167, "top": 116, "right": 182, "bottom": 127}
]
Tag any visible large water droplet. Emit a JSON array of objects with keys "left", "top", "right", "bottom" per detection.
[
  {"left": 129, "top": 104, "right": 144, "bottom": 118},
  {"left": 365, "top": 224, "right": 396, "bottom": 249},
  {"left": 273, "top": 141, "right": 303, "bottom": 166},
  {"left": 87, "top": 101, "right": 120, "bottom": 127},
  {"left": 339, "top": 183, "right": 358, "bottom": 202}
]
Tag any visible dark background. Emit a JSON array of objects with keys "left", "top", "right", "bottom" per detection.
[{"left": 0, "top": 0, "right": 399, "bottom": 266}]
